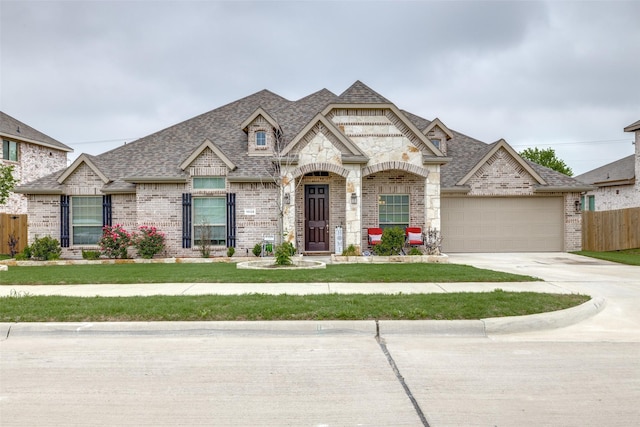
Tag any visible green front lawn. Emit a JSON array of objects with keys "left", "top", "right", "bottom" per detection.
[
  {"left": 0, "top": 262, "right": 539, "bottom": 285},
  {"left": 0, "top": 291, "right": 589, "bottom": 322},
  {"left": 574, "top": 248, "right": 640, "bottom": 266}
]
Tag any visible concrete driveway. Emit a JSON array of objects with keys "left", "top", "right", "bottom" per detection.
[{"left": 448, "top": 252, "right": 640, "bottom": 342}]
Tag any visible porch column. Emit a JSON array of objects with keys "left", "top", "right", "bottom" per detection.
[
  {"left": 344, "top": 165, "right": 362, "bottom": 251},
  {"left": 425, "top": 165, "right": 440, "bottom": 230},
  {"left": 282, "top": 171, "right": 297, "bottom": 247}
]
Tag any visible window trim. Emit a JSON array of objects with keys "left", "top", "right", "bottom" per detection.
[
  {"left": 193, "top": 176, "right": 226, "bottom": 190},
  {"left": 378, "top": 194, "right": 410, "bottom": 229},
  {"left": 193, "top": 196, "right": 227, "bottom": 246},
  {"left": 71, "top": 196, "right": 103, "bottom": 245},
  {"left": 2, "top": 139, "right": 18, "bottom": 162},
  {"left": 256, "top": 131, "right": 267, "bottom": 147}
]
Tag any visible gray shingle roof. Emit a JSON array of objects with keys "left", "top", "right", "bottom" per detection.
[
  {"left": 338, "top": 80, "right": 391, "bottom": 104},
  {"left": 16, "top": 81, "right": 592, "bottom": 194},
  {"left": 574, "top": 155, "right": 635, "bottom": 186},
  {"left": 0, "top": 111, "right": 72, "bottom": 152}
]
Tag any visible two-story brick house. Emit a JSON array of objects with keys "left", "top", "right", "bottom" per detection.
[
  {"left": 1, "top": 111, "right": 72, "bottom": 214},
  {"left": 575, "top": 120, "right": 640, "bottom": 211},
  {"left": 15, "top": 81, "right": 592, "bottom": 256}
]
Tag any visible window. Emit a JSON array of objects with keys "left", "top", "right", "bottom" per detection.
[
  {"left": 431, "top": 139, "right": 441, "bottom": 149},
  {"left": 256, "top": 131, "right": 266, "bottom": 146},
  {"left": 193, "top": 177, "right": 225, "bottom": 190},
  {"left": 378, "top": 194, "right": 409, "bottom": 229},
  {"left": 193, "top": 197, "right": 226, "bottom": 246},
  {"left": 72, "top": 196, "right": 102, "bottom": 244},
  {"left": 2, "top": 140, "right": 18, "bottom": 161},
  {"left": 588, "top": 195, "right": 595, "bottom": 211}
]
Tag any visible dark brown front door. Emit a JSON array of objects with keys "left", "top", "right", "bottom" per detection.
[{"left": 305, "top": 185, "right": 329, "bottom": 252}]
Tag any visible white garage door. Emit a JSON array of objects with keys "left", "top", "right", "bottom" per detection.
[{"left": 441, "top": 197, "right": 564, "bottom": 253}]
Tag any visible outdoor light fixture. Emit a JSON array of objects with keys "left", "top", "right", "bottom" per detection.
[
  {"left": 351, "top": 193, "right": 357, "bottom": 204},
  {"left": 574, "top": 200, "right": 581, "bottom": 213},
  {"left": 284, "top": 193, "right": 290, "bottom": 205}
]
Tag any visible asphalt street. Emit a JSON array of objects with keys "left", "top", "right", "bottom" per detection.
[{"left": 1, "top": 253, "right": 639, "bottom": 426}]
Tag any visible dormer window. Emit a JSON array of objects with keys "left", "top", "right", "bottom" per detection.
[
  {"left": 431, "top": 139, "right": 441, "bottom": 149},
  {"left": 256, "top": 131, "right": 266, "bottom": 147}
]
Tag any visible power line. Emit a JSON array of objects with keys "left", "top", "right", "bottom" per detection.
[
  {"left": 67, "top": 138, "right": 136, "bottom": 146},
  {"left": 511, "top": 138, "right": 632, "bottom": 148}
]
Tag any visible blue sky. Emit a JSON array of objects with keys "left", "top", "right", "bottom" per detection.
[{"left": 2, "top": 0, "right": 639, "bottom": 175}]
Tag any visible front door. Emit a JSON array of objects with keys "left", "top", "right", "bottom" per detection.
[{"left": 305, "top": 185, "right": 329, "bottom": 252}]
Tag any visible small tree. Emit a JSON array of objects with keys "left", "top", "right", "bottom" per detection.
[
  {"left": 0, "top": 164, "right": 18, "bottom": 205},
  {"left": 519, "top": 147, "right": 573, "bottom": 176}
]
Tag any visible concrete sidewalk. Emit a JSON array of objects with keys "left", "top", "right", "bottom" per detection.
[{"left": 0, "top": 279, "right": 606, "bottom": 338}]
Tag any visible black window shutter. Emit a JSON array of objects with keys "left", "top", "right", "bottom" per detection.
[
  {"left": 102, "top": 195, "right": 112, "bottom": 227},
  {"left": 182, "top": 193, "right": 192, "bottom": 248},
  {"left": 60, "top": 195, "right": 70, "bottom": 248},
  {"left": 226, "top": 193, "right": 236, "bottom": 248}
]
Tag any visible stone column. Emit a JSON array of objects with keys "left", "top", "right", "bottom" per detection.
[
  {"left": 344, "top": 165, "right": 362, "bottom": 251},
  {"left": 425, "top": 165, "right": 440, "bottom": 230},
  {"left": 281, "top": 171, "right": 297, "bottom": 247}
]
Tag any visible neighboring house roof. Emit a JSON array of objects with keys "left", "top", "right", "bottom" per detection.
[
  {"left": 15, "top": 81, "right": 592, "bottom": 194},
  {"left": 574, "top": 155, "right": 635, "bottom": 187},
  {"left": 624, "top": 119, "right": 640, "bottom": 132},
  {"left": 0, "top": 111, "right": 72, "bottom": 152}
]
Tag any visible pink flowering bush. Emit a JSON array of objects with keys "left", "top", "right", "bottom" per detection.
[
  {"left": 99, "top": 224, "right": 132, "bottom": 259},
  {"left": 133, "top": 225, "right": 166, "bottom": 259}
]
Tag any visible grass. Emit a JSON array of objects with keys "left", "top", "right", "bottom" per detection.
[
  {"left": 0, "top": 291, "right": 590, "bottom": 322},
  {"left": 573, "top": 248, "right": 640, "bottom": 266},
  {"left": 0, "top": 262, "right": 539, "bottom": 285}
]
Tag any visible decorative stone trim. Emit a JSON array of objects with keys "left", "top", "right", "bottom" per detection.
[
  {"left": 362, "top": 161, "right": 429, "bottom": 178},
  {"left": 292, "top": 162, "right": 350, "bottom": 178}
]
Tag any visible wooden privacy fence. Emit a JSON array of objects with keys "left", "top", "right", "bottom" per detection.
[
  {"left": 0, "top": 213, "right": 28, "bottom": 255},
  {"left": 582, "top": 207, "right": 640, "bottom": 252}
]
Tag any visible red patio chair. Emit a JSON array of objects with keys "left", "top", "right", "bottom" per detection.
[
  {"left": 405, "top": 227, "right": 424, "bottom": 246},
  {"left": 367, "top": 228, "right": 383, "bottom": 247}
]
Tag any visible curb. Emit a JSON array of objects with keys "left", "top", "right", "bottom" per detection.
[
  {"left": 482, "top": 296, "right": 606, "bottom": 334},
  {"left": 0, "top": 297, "right": 606, "bottom": 339}
]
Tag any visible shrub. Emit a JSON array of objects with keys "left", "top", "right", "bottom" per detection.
[
  {"left": 252, "top": 243, "right": 262, "bottom": 257},
  {"left": 274, "top": 242, "right": 294, "bottom": 266},
  {"left": 342, "top": 244, "right": 360, "bottom": 256},
  {"left": 227, "top": 247, "right": 235, "bottom": 257},
  {"left": 82, "top": 250, "right": 101, "bottom": 260},
  {"left": 99, "top": 224, "right": 132, "bottom": 259},
  {"left": 408, "top": 247, "right": 423, "bottom": 256},
  {"left": 30, "top": 236, "right": 62, "bottom": 260},
  {"left": 373, "top": 227, "right": 405, "bottom": 256},
  {"left": 133, "top": 226, "right": 165, "bottom": 259}
]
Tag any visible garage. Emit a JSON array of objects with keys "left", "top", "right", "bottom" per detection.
[{"left": 441, "top": 197, "right": 564, "bottom": 253}]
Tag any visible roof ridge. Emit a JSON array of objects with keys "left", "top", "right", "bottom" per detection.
[{"left": 338, "top": 80, "right": 391, "bottom": 104}]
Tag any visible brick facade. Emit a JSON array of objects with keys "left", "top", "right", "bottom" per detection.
[{"left": 1, "top": 141, "right": 67, "bottom": 214}]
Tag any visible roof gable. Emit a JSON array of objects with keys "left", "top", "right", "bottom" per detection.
[
  {"left": 180, "top": 139, "right": 236, "bottom": 171},
  {"left": 456, "top": 139, "right": 547, "bottom": 186},
  {"left": 240, "top": 107, "right": 280, "bottom": 132},
  {"left": 423, "top": 118, "right": 454, "bottom": 140},
  {"left": 57, "top": 154, "right": 110, "bottom": 184},
  {"left": 281, "top": 114, "right": 367, "bottom": 160}
]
